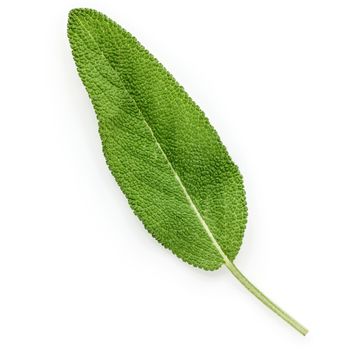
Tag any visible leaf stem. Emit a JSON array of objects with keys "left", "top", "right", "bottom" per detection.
[{"left": 224, "top": 261, "right": 308, "bottom": 335}]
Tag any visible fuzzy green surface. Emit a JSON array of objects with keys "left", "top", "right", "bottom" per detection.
[{"left": 67, "top": 8, "right": 248, "bottom": 270}]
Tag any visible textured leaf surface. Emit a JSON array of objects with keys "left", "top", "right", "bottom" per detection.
[{"left": 68, "top": 8, "right": 248, "bottom": 270}]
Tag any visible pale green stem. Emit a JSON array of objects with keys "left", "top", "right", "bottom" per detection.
[{"left": 225, "top": 261, "right": 308, "bottom": 335}]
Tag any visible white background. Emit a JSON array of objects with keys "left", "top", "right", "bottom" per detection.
[{"left": 0, "top": 1, "right": 349, "bottom": 349}]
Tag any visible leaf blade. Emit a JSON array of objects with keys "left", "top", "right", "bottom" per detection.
[{"left": 67, "top": 8, "right": 248, "bottom": 270}]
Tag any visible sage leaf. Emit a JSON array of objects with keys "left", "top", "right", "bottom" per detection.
[{"left": 67, "top": 8, "right": 308, "bottom": 335}]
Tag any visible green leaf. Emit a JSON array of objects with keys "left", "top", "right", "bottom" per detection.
[{"left": 67, "top": 8, "right": 307, "bottom": 335}]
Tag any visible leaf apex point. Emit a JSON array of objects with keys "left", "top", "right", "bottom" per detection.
[{"left": 68, "top": 8, "right": 96, "bottom": 18}]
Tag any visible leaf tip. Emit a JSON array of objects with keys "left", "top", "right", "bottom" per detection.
[{"left": 67, "top": 8, "right": 98, "bottom": 26}]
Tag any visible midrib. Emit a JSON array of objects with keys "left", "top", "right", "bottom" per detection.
[
  {"left": 141, "top": 119, "right": 231, "bottom": 265},
  {"left": 77, "top": 15, "right": 230, "bottom": 265}
]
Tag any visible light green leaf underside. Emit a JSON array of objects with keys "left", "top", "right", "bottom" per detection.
[{"left": 68, "top": 8, "right": 248, "bottom": 270}]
